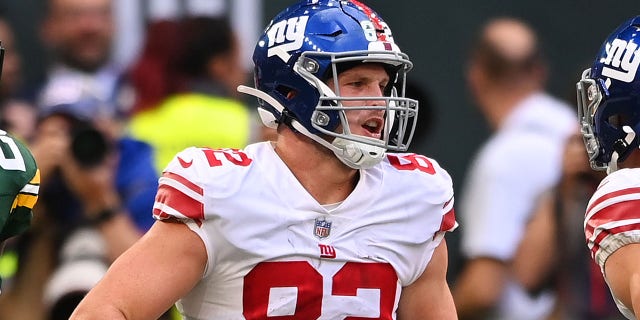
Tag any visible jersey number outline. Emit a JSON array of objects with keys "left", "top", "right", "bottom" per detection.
[
  {"left": 0, "top": 136, "right": 26, "bottom": 171},
  {"left": 243, "top": 261, "right": 397, "bottom": 319},
  {"left": 202, "top": 148, "right": 252, "bottom": 167},
  {"left": 387, "top": 154, "right": 435, "bottom": 175}
]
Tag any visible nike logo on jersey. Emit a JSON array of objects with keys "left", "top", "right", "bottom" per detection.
[
  {"left": 178, "top": 156, "right": 193, "bottom": 168},
  {"left": 318, "top": 244, "right": 336, "bottom": 259}
]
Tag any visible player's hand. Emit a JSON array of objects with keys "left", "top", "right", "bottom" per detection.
[
  {"left": 30, "top": 115, "right": 72, "bottom": 183},
  {"left": 58, "top": 149, "right": 121, "bottom": 216}
]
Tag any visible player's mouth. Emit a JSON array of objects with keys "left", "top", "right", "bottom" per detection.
[{"left": 361, "top": 118, "right": 384, "bottom": 139}]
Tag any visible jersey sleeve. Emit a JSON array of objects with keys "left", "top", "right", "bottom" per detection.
[
  {"left": 385, "top": 152, "right": 458, "bottom": 239},
  {"left": 153, "top": 147, "right": 206, "bottom": 224},
  {"left": 584, "top": 169, "right": 640, "bottom": 272},
  {"left": 429, "top": 159, "right": 457, "bottom": 248}
]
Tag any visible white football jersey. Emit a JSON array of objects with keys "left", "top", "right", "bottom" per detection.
[
  {"left": 585, "top": 168, "right": 640, "bottom": 320},
  {"left": 152, "top": 142, "right": 457, "bottom": 320}
]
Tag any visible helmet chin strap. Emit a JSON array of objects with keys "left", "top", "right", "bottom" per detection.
[
  {"left": 237, "top": 85, "right": 386, "bottom": 169},
  {"left": 607, "top": 125, "right": 636, "bottom": 174}
]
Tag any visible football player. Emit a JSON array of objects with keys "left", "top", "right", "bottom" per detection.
[
  {"left": 70, "top": 1, "right": 458, "bottom": 319},
  {"left": 0, "top": 42, "right": 40, "bottom": 294},
  {"left": 578, "top": 16, "right": 640, "bottom": 320}
]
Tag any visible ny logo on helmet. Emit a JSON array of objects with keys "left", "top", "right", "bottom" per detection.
[
  {"left": 601, "top": 38, "right": 640, "bottom": 83},
  {"left": 266, "top": 16, "right": 309, "bottom": 59}
]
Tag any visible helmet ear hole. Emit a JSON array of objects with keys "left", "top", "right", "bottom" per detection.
[
  {"left": 275, "top": 85, "right": 296, "bottom": 100},
  {"left": 607, "top": 114, "right": 622, "bottom": 128}
]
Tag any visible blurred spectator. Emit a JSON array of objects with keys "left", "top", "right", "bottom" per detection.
[
  {"left": 112, "top": 0, "right": 262, "bottom": 71},
  {"left": 452, "top": 17, "right": 577, "bottom": 320},
  {"left": 0, "top": 16, "right": 37, "bottom": 142},
  {"left": 128, "top": 16, "right": 255, "bottom": 173},
  {"left": 38, "top": 0, "right": 132, "bottom": 121}
]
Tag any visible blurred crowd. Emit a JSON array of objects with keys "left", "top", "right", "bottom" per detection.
[
  {"left": 0, "top": 0, "right": 265, "bottom": 319},
  {"left": 0, "top": 0, "right": 625, "bottom": 319}
]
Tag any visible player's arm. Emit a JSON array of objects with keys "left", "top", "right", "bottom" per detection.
[
  {"left": 603, "top": 243, "right": 640, "bottom": 319},
  {"left": 397, "top": 239, "right": 457, "bottom": 320},
  {"left": 70, "top": 220, "right": 207, "bottom": 320}
]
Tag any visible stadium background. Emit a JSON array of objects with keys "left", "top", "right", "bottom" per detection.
[{"left": 4, "top": 0, "right": 640, "bottom": 278}]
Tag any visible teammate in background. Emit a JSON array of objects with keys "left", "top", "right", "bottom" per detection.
[
  {"left": 0, "top": 42, "right": 40, "bottom": 294},
  {"left": 452, "top": 17, "right": 577, "bottom": 320},
  {"left": 70, "top": 1, "right": 458, "bottom": 319},
  {"left": 579, "top": 16, "right": 640, "bottom": 320}
]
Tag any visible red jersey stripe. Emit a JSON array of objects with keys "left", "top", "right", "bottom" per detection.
[
  {"left": 586, "top": 187, "right": 640, "bottom": 215},
  {"left": 585, "top": 199, "right": 640, "bottom": 239},
  {"left": 162, "top": 171, "right": 204, "bottom": 195},
  {"left": 155, "top": 184, "right": 205, "bottom": 221},
  {"left": 152, "top": 208, "right": 171, "bottom": 220},
  {"left": 439, "top": 208, "right": 457, "bottom": 232}
]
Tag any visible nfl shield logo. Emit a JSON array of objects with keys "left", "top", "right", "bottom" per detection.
[{"left": 314, "top": 218, "right": 332, "bottom": 239}]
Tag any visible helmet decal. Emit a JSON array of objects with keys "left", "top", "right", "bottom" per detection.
[
  {"left": 601, "top": 38, "right": 640, "bottom": 83},
  {"left": 265, "top": 16, "right": 309, "bottom": 60}
]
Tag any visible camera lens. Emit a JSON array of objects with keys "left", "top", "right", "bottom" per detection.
[{"left": 70, "top": 126, "right": 109, "bottom": 168}]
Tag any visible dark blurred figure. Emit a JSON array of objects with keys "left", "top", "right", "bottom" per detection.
[{"left": 128, "top": 16, "right": 255, "bottom": 173}]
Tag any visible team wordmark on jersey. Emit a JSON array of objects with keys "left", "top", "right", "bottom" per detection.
[
  {"left": 601, "top": 38, "right": 640, "bottom": 83},
  {"left": 266, "top": 16, "right": 309, "bottom": 59},
  {"left": 318, "top": 244, "right": 336, "bottom": 259}
]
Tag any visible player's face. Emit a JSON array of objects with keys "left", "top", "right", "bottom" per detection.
[{"left": 327, "top": 63, "right": 389, "bottom": 140}]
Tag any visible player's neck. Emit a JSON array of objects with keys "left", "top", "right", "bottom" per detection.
[{"left": 274, "top": 130, "right": 359, "bottom": 205}]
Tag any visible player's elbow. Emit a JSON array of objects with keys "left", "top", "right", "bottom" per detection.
[{"left": 70, "top": 301, "right": 129, "bottom": 320}]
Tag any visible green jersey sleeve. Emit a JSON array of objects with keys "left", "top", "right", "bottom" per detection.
[{"left": 0, "top": 130, "right": 39, "bottom": 241}]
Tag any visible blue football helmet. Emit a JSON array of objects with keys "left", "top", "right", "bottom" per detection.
[
  {"left": 238, "top": 0, "right": 418, "bottom": 169},
  {"left": 577, "top": 16, "right": 640, "bottom": 173}
]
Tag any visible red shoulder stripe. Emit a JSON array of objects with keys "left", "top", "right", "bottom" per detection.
[
  {"left": 162, "top": 171, "right": 203, "bottom": 195},
  {"left": 154, "top": 184, "right": 204, "bottom": 221}
]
